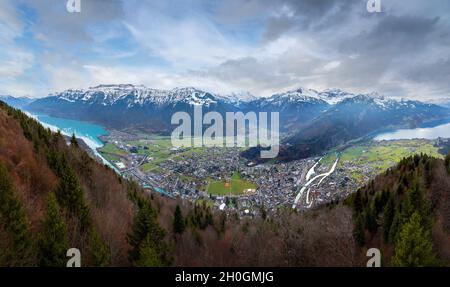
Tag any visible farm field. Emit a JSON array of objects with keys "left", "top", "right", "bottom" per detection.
[
  {"left": 98, "top": 143, "right": 127, "bottom": 162},
  {"left": 321, "top": 139, "right": 443, "bottom": 182}
]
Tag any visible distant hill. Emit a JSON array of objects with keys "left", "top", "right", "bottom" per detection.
[
  {"left": 245, "top": 95, "right": 450, "bottom": 162},
  {"left": 0, "top": 95, "right": 34, "bottom": 109},
  {"left": 286, "top": 95, "right": 450, "bottom": 157}
]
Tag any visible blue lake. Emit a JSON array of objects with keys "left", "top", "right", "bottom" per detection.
[
  {"left": 375, "top": 122, "right": 450, "bottom": 141},
  {"left": 29, "top": 113, "right": 108, "bottom": 149},
  {"left": 24, "top": 112, "right": 121, "bottom": 171}
]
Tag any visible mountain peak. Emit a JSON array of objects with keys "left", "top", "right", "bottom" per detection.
[{"left": 271, "top": 86, "right": 356, "bottom": 105}]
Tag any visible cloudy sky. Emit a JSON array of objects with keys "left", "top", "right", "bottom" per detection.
[{"left": 0, "top": 0, "right": 449, "bottom": 100}]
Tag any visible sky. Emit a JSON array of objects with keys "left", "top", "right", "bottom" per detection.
[{"left": 0, "top": 0, "right": 449, "bottom": 100}]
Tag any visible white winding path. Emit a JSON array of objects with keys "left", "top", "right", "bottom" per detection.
[
  {"left": 305, "top": 157, "right": 322, "bottom": 181},
  {"left": 292, "top": 157, "right": 339, "bottom": 209}
]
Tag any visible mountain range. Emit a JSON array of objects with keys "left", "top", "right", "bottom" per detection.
[
  {"left": 7, "top": 84, "right": 450, "bottom": 160},
  {"left": 277, "top": 95, "right": 450, "bottom": 161},
  {"left": 0, "top": 95, "right": 34, "bottom": 109}
]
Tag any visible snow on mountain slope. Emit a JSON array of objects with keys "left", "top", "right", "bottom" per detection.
[
  {"left": 55, "top": 85, "right": 222, "bottom": 107},
  {"left": 266, "top": 87, "right": 357, "bottom": 105},
  {"left": 51, "top": 85, "right": 359, "bottom": 108},
  {"left": 50, "top": 84, "right": 425, "bottom": 109},
  {"left": 216, "top": 91, "right": 258, "bottom": 106}
]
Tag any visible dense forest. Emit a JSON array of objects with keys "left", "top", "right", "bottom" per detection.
[
  {"left": 349, "top": 153, "right": 450, "bottom": 266},
  {"left": 1, "top": 100, "right": 450, "bottom": 267}
]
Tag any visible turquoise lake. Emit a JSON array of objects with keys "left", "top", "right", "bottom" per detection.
[
  {"left": 28, "top": 113, "right": 108, "bottom": 149},
  {"left": 24, "top": 112, "right": 121, "bottom": 172}
]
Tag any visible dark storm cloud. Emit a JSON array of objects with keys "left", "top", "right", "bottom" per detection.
[
  {"left": 340, "top": 15, "right": 440, "bottom": 56},
  {"left": 262, "top": 0, "right": 362, "bottom": 41},
  {"left": 194, "top": 57, "right": 300, "bottom": 92},
  {"left": 324, "top": 13, "right": 448, "bottom": 96},
  {"left": 406, "top": 58, "right": 450, "bottom": 84},
  {"left": 327, "top": 14, "right": 442, "bottom": 89}
]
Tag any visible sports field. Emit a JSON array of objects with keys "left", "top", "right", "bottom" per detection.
[{"left": 207, "top": 172, "right": 257, "bottom": 196}]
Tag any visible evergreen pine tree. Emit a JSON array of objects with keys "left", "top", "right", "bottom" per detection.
[
  {"left": 0, "top": 163, "right": 34, "bottom": 266},
  {"left": 54, "top": 157, "right": 90, "bottom": 229},
  {"left": 260, "top": 204, "right": 267, "bottom": 220},
  {"left": 219, "top": 212, "right": 227, "bottom": 233},
  {"left": 392, "top": 212, "right": 437, "bottom": 267},
  {"left": 38, "top": 192, "right": 69, "bottom": 267},
  {"left": 128, "top": 202, "right": 169, "bottom": 266},
  {"left": 353, "top": 189, "right": 363, "bottom": 214},
  {"left": 383, "top": 196, "right": 395, "bottom": 243},
  {"left": 353, "top": 214, "right": 365, "bottom": 246},
  {"left": 89, "top": 230, "right": 111, "bottom": 266},
  {"left": 173, "top": 205, "right": 185, "bottom": 234},
  {"left": 135, "top": 235, "right": 161, "bottom": 267},
  {"left": 365, "top": 203, "right": 377, "bottom": 233},
  {"left": 445, "top": 153, "right": 450, "bottom": 174},
  {"left": 70, "top": 133, "right": 78, "bottom": 147},
  {"left": 388, "top": 208, "right": 402, "bottom": 243}
]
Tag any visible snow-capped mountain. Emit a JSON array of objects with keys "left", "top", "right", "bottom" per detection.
[
  {"left": 25, "top": 84, "right": 450, "bottom": 146},
  {"left": 28, "top": 84, "right": 335, "bottom": 132},
  {"left": 317, "top": 88, "right": 356, "bottom": 104},
  {"left": 332, "top": 94, "right": 444, "bottom": 115},
  {"left": 264, "top": 87, "right": 410, "bottom": 106},
  {"left": 33, "top": 84, "right": 422, "bottom": 111},
  {"left": 271, "top": 94, "right": 450, "bottom": 161},
  {"left": 217, "top": 91, "right": 257, "bottom": 105},
  {"left": 422, "top": 97, "right": 450, "bottom": 108},
  {"left": 245, "top": 88, "right": 330, "bottom": 131},
  {"left": 28, "top": 84, "right": 241, "bottom": 132},
  {"left": 258, "top": 88, "right": 328, "bottom": 106},
  {"left": 42, "top": 84, "right": 404, "bottom": 110},
  {"left": 262, "top": 87, "right": 355, "bottom": 105},
  {"left": 55, "top": 84, "right": 221, "bottom": 107}
]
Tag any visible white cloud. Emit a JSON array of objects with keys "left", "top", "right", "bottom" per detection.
[
  {"left": 321, "top": 61, "right": 341, "bottom": 72},
  {"left": 1, "top": 0, "right": 450, "bottom": 101},
  {"left": 0, "top": 0, "right": 36, "bottom": 96},
  {"left": 0, "top": 50, "right": 34, "bottom": 78},
  {"left": 123, "top": 18, "right": 250, "bottom": 70}
]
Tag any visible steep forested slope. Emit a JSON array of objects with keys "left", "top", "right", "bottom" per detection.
[
  {"left": 0, "top": 102, "right": 168, "bottom": 266},
  {"left": 349, "top": 153, "right": 450, "bottom": 266}
]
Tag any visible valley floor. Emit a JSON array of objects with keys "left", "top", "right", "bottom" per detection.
[{"left": 96, "top": 130, "right": 450, "bottom": 217}]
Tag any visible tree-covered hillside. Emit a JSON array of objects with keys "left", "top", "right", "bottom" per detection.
[{"left": 349, "top": 153, "right": 450, "bottom": 266}]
